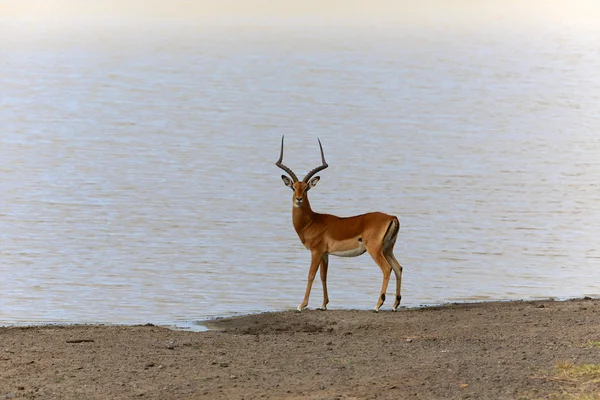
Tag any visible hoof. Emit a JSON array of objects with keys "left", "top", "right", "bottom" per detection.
[
  {"left": 373, "top": 308, "right": 379, "bottom": 313},
  {"left": 316, "top": 306, "right": 327, "bottom": 311},
  {"left": 296, "top": 306, "right": 306, "bottom": 312}
]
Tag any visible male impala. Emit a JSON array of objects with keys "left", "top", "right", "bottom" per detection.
[{"left": 276, "top": 136, "right": 403, "bottom": 312}]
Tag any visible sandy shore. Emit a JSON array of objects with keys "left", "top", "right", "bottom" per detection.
[{"left": 2, "top": 298, "right": 600, "bottom": 399}]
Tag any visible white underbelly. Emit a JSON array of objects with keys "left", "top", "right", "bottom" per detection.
[{"left": 330, "top": 243, "right": 366, "bottom": 258}]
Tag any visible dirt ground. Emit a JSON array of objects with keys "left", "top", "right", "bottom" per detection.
[{"left": 2, "top": 298, "right": 600, "bottom": 400}]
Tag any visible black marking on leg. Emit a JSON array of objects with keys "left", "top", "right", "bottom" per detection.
[
  {"left": 396, "top": 295, "right": 401, "bottom": 303},
  {"left": 381, "top": 293, "right": 386, "bottom": 302},
  {"left": 358, "top": 237, "right": 362, "bottom": 242}
]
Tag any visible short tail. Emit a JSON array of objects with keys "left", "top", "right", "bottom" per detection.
[{"left": 383, "top": 216, "right": 400, "bottom": 247}]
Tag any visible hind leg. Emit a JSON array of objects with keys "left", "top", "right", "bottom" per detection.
[
  {"left": 383, "top": 222, "right": 402, "bottom": 311},
  {"left": 385, "top": 251, "right": 403, "bottom": 311},
  {"left": 368, "top": 247, "right": 393, "bottom": 312}
]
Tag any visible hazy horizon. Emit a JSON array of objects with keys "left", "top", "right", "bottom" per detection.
[{"left": 2, "top": 0, "right": 600, "bottom": 28}]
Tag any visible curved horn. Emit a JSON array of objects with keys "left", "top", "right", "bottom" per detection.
[
  {"left": 302, "top": 138, "right": 328, "bottom": 183},
  {"left": 275, "top": 136, "right": 299, "bottom": 182}
]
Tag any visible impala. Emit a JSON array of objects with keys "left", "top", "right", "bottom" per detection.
[{"left": 276, "top": 136, "right": 403, "bottom": 312}]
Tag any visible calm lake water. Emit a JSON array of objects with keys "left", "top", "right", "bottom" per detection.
[{"left": 1, "top": 13, "right": 600, "bottom": 326}]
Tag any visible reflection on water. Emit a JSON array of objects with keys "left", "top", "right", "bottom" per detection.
[{"left": 1, "top": 18, "right": 599, "bottom": 325}]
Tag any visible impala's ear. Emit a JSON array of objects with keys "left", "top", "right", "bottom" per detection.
[
  {"left": 307, "top": 176, "right": 320, "bottom": 190},
  {"left": 281, "top": 175, "right": 294, "bottom": 189}
]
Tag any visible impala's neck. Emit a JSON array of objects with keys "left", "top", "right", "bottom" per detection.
[{"left": 292, "top": 195, "right": 316, "bottom": 238}]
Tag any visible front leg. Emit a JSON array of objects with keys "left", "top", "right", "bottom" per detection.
[
  {"left": 297, "top": 251, "right": 324, "bottom": 312},
  {"left": 317, "top": 254, "right": 329, "bottom": 310}
]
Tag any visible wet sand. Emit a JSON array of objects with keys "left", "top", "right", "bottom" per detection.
[{"left": 2, "top": 298, "right": 600, "bottom": 399}]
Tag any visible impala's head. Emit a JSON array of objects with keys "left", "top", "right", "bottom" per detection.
[
  {"left": 282, "top": 177, "right": 320, "bottom": 208},
  {"left": 276, "top": 136, "right": 328, "bottom": 208}
]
